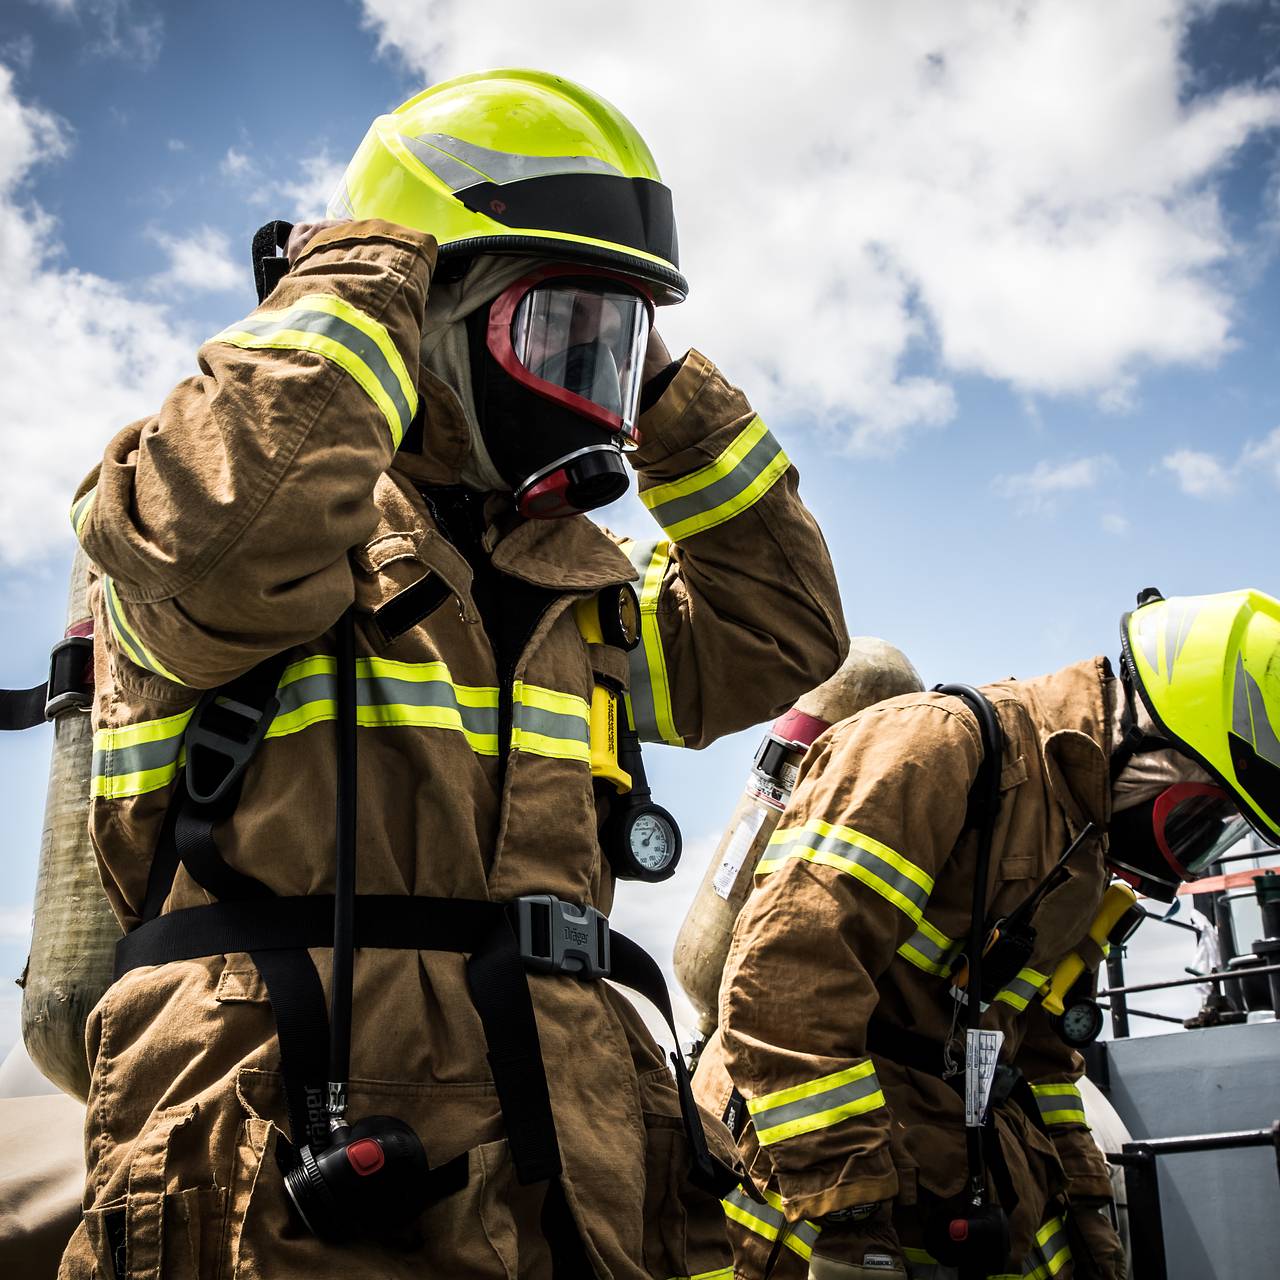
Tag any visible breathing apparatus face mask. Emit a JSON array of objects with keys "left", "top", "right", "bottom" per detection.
[{"left": 468, "top": 264, "right": 654, "bottom": 518}]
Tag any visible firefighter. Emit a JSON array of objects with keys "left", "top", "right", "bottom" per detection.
[
  {"left": 696, "top": 588, "right": 1280, "bottom": 1279},
  {"left": 57, "top": 70, "right": 847, "bottom": 1278}
]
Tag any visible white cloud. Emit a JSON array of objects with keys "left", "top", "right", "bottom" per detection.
[
  {"left": 1102, "top": 513, "right": 1131, "bottom": 535},
  {"left": 220, "top": 146, "right": 254, "bottom": 180},
  {"left": 32, "top": 1, "right": 162, "bottom": 66},
  {"left": 359, "top": 0, "right": 1279, "bottom": 451},
  {"left": 0, "top": 65, "right": 195, "bottom": 564},
  {"left": 147, "top": 226, "right": 241, "bottom": 293},
  {"left": 166, "top": 137, "right": 186, "bottom": 153},
  {"left": 1161, "top": 447, "right": 1237, "bottom": 496},
  {"left": 255, "top": 148, "right": 347, "bottom": 222},
  {"left": 1241, "top": 427, "right": 1280, "bottom": 486},
  {"left": 994, "top": 454, "right": 1113, "bottom": 512}
]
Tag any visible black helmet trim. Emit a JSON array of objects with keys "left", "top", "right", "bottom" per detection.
[
  {"left": 436, "top": 234, "right": 689, "bottom": 302},
  {"left": 454, "top": 173, "right": 677, "bottom": 267}
]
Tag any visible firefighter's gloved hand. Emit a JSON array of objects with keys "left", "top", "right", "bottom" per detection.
[
  {"left": 1065, "top": 1197, "right": 1126, "bottom": 1280},
  {"left": 808, "top": 1203, "right": 907, "bottom": 1280}
]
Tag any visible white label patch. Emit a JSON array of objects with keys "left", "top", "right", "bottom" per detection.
[
  {"left": 712, "top": 808, "right": 767, "bottom": 899},
  {"left": 964, "top": 1028, "right": 1005, "bottom": 1126}
]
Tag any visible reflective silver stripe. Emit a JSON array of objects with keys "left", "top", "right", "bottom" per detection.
[
  {"left": 897, "top": 924, "right": 957, "bottom": 975},
  {"left": 994, "top": 967, "right": 1048, "bottom": 1011},
  {"left": 230, "top": 308, "right": 414, "bottom": 439},
  {"left": 1233, "top": 654, "right": 1280, "bottom": 764},
  {"left": 326, "top": 180, "right": 356, "bottom": 220},
  {"left": 644, "top": 426, "right": 786, "bottom": 534},
  {"left": 91, "top": 722, "right": 187, "bottom": 787},
  {"left": 623, "top": 538, "right": 682, "bottom": 746},
  {"left": 1031, "top": 1083, "right": 1088, "bottom": 1126},
  {"left": 511, "top": 701, "right": 590, "bottom": 747},
  {"left": 766, "top": 826, "right": 931, "bottom": 917},
  {"left": 401, "top": 131, "right": 623, "bottom": 190},
  {"left": 721, "top": 1187, "right": 821, "bottom": 1261},
  {"left": 1023, "top": 1217, "right": 1071, "bottom": 1278},
  {"left": 747, "top": 1061, "right": 885, "bottom": 1145},
  {"left": 70, "top": 487, "right": 96, "bottom": 537}
]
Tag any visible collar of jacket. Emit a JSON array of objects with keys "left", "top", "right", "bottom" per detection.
[
  {"left": 989, "top": 657, "right": 1113, "bottom": 835},
  {"left": 390, "top": 374, "right": 638, "bottom": 595}
]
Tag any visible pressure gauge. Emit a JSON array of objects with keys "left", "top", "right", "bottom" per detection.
[
  {"left": 1053, "top": 997, "right": 1105, "bottom": 1049},
  {"left": 605, "top": 801, "right": 682, "bottom": 883}
]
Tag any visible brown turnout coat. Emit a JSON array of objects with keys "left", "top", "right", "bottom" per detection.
[
  {"left": 61, "top": 220, "right": 847, "bottom": 1278},
  {"left": 696, "top": 661, "right": 1120, "bottom": 1278}
]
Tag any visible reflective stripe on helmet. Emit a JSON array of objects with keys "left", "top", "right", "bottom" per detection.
[
  {"left": 758, "top": 818, "right": 934, "bottom": 924},
  {"left": 640, "top": 417, "right": 790, "bottom": 542},
  {"left": 91, "top": 656, "right": 590, "bottom": 799},
  {"left": 210, "top": 293, "right": 418, "bottom": 448},
  {"left": 994, "top": 966, "right": 1051, "bottom": 1012},
  {"left": 721, "top": 1186, "right": 821, "bottom": 1262},
  {"left": 622, "top": 538, "right": 683, "bottom": 746},
  {"left": 1030, "top": 1082, "right": 1089, "bottom": 1128},
  {"left": 401, "top": 132, "right": 624, "bottom": 190},
  {"left": 746, "top": 1060, "right": 886, "bottom": 1147},
  {"left": 70, "top": 487, "right": 96, "bottom": 538},
  {"left": 101, "top": 576, "right": 188, "bottom": 686}
]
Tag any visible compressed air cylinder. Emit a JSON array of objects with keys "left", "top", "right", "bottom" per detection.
[
  {"left": 674, "top": 637, "right": 924, "bottom": 1037},
  {"left": 22, "top": 549, "right": 121, "bottom": 1099}
]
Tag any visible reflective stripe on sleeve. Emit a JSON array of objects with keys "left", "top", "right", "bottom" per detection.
[
  {"left": 721, "top": 1186, "right": 821, "bottom": 1262},
  {"left": 994, "top": 966, "right": 1050, "bottom": 1012},
  {"left": 622, "top": 538, "right": 683, "bottom": 746},
  {"left": 70, "top": 487, "right": 96, "bottom": 537},
  {"left": 91, "top": 657, "right": 590, "bottom": 799},
  {"left": 101, "top": 576, "right": 189, "bottom": 686},
  {"left": 640, "top": 416, "right": 790, "bottom": 541},
  {"left": 210, "top": 293, "right": 418, "bottom": 448},
  {"left": 1022, "top": 1215, "right": 1071, "bottom": 1279},
  {"left": 758, "top": 818, "right": 934, "bottom": 924},
  {"left": 663, "top": 1270, "right": 733, "bottom": 1280},
  {"left": 1030, "top": 1082, "right": 1089, "bottom": 1128},
  {"left": 897, "top": 918, "right": 958, "bottom": 976},
  {"left": 746, "top": 1060, "right": 886, "bottom": 1146}
]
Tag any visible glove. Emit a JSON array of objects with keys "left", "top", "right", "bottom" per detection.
[
  {"left": 807, "top": 1203, "right": 907, "bottom": 1280},
  {"left": 1065, "top": 1197, "right": 1126, "bottom": 1280}
]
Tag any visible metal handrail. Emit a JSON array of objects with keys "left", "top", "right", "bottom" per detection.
[{"left": 1099, "top": 962, "right": 1280, "bottom": 998}]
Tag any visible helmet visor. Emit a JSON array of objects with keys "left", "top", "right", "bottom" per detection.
[
  {"left": 489, "top": 267, "right": 653, "bottom": 440},
  {"left": 1153, "top": 782, "right": 1254, "bottom": 876}
]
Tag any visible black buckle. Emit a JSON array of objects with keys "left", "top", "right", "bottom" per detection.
[
  {"left": 45, "top": 635, "right": 93, "bottom": 719},
  {"left": 185, "top": 689, "right": 279, "bottom": 806},
  {"left": 513, "top": 895, "right": 610, "bottom": 979}
]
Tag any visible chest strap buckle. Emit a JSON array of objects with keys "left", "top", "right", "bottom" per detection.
[{"left": 512, "top": 895, "right": 611, "bottom": 979}]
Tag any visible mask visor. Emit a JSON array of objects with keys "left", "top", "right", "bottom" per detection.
[
  {"left": 489, "top": 266, "right": 652, "bottom": 441},
  {"left": 1153, "top": 783, "right": 1252, "bottom": 877}
]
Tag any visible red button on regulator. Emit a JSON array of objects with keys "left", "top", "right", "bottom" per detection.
[
  {"left": 949, "top": 1219, "right": 970, "bottom": 1243},
  {"left": 346, "top": 1138, "right": 386, "bottom": 1177}
]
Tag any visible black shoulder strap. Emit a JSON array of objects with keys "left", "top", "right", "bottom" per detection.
[{"left": 251, "top": 220, "right": 294, "bottom": 305}]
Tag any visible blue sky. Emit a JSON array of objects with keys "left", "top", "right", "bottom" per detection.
[{"left": 0, "top": 1, "right": 1278, "bottom": 1056}]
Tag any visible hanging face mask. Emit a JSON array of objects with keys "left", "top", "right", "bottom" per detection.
[
  {"left": 469, "top": 264, "right": 653, "bottom": 518},
  {"left": 1108, "top": 782, "right": 1252, "bottom": 901}
]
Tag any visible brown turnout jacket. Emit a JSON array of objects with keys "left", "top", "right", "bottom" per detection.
[
  {"left": 696, "top": 661, "right": 1118, "bottom": 1277},
  {"left": 61, "top": 220, "right": 847, "bottom": 1279}
]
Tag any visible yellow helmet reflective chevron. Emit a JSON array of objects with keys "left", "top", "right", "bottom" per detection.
[
  {"left": 328, "top": 69, "right": 686, "bottom": 303},
  {"left": 1121, "top": 588, "right": 1280, "bottom": 845}
]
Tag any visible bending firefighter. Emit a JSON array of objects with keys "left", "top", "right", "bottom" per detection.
[
  {"left": 58, "top": 71, "right": 847, "bottom": 1278},
  {"left": 695, "top": 588, "right": 1280, "bottom": 1279}
]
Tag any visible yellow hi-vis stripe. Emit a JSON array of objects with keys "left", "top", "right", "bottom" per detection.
[
  {"left": 759, "top": 817, "right": 934, "bottom": 925},
  {"left": 897, "top": 917, "right": 958, "bottom": 976},
  {"left": 622, "top": 538, "right": 683, "bottom": 746},
  {"left": 210, "top": 293, "right": 417, "bottom": 448},
  {"left": 721, "top": 1186, "right": 821, "bottom": 1262},
  {"left": 91, "top": 655, "right": 593, "bottom": 799},
  {"left": 640, "top": 416, "right": 790, "bottom": 541},
  {"left": 101, "top": 576, "right": 188, "bottom": 686},
  {"left": 1030, "top": 1081, "right": 1089, "bottom": 1127},
  {"left": 746, "top": 1059, "right": 885, "bottom": 1146},
  {"left": 994, "top": 966, "right": 1051, "bottom": 1012},
  {"left": 70, "top": 486, "right": 96, "bottom": 537},
  {"left": 664, "top": 1270, "right": 733, "bottom": 1280}
]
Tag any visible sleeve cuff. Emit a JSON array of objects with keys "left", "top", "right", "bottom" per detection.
[
  {"left": 290, "top": 217, "right": 439, "bottom": 275},
  {"left": 631, "top": 348, "right": 733, "bottom": 466}
]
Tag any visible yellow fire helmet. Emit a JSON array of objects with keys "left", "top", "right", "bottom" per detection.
[
  {"left": 1120, "top": 587, "right": 1280, "bottom": 847},
  {"left": 327, "top": 69, "right": 687, "bottom": 303}
]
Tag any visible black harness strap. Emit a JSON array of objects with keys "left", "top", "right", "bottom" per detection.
[{"left": 0, "top": 683, "right": 50, "bottom": 730}]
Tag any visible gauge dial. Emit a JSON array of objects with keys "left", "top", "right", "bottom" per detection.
[
  {"left": 1058, "top": 999, "right": 1105, "bottom": 1048},
  {"left": 629, "top": 811, "right": 675, "bottom": 872}
]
